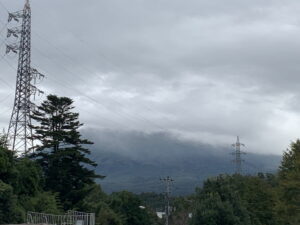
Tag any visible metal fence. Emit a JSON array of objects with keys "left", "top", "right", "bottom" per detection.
[{"left": 27, "top": 211, "right": 95, "bottom": 225}]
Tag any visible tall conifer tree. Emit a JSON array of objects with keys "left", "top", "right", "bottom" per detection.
[
  {"left": 30, "top": 95, "right": 103, "bottom": 209},
  {"left": 278, "top": 140, "right": 300, "bottom": 224}
]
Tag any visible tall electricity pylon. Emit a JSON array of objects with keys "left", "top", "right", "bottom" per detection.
[
  {"left": 232, "top": 136, "right": 246, "bottom": 174},
  {"left": 160, "top": 176, "right": 174, "bottom": 225},
  {"left": 6, "top": 0, "right": 44, "bottom": 155}
]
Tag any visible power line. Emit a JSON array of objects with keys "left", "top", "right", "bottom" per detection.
[
  {"left": 0, "top": 22, "right": 7, "bottom": 36},
  {"left": 0, "top": 18, "right": 8, "bottom": 52},
  {"left": 6, "top": 50, "right": 142, "bottom": 134},
  {"left": 0, "top": 107, "right": 12, "bottom": 118},
  {"left": 2, "top": 1, "right": 206, "bottom": 163},
  {"left": 0, "top": 55, "right": 14, "bottom": 89},
  {"left": 0, "top": 92, "right": 13, "bottom": 104},
  {"left": 44, "top": 75, "right": 136, "bottom": 129},
  {"left": 0, "top": 92, "right": 13, "bottom": 117},
  {"left": 2, "top": 53, "right": 125, "bottom": 144},
  {"left": 1, "top": 57, "right": 16, "bottom": 88},
  {"left": 7, "top": 1, "right": 156, "bottom": 125},
  {"left": 0, "top": 1, "right": 9, "bottom": 12},
  {"left": 30, "top": 12, "right": 173, "bottom": 129},
  {"left": 0, "top": 37, "right": 7, "bottom": 49},
  {"left": 31, "top": 43, "right": 170, "bottom": 132},
  {"left": 0, "top": 77, "right": 12, "bottom": 88},
  {"left": 2, "top": 1, "right": 176, "bottom": 136}
]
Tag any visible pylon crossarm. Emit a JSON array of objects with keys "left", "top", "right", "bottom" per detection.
[
  {"left": 8, "top": 11, "right": 24, "bottom": 22},
  {"left": 7, "top": 27, "right": 22, "bottom": 38},
  {"left": 6, "top": 44, "right": 20, "bottom": 54},
  {"left": 30, "top": 68, "right": 45, "bottom": 80}
]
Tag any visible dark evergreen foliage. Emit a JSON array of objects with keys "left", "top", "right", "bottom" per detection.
[
  {"left": 30, "top": 95, "right": 104, "bottom": 209},
  {"left": 277, "top": 140, "right": 300, "bottom": 225}
]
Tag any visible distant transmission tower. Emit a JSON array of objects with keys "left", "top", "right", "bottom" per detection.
[
  {"left": 160, "top": 176, "right": 174, "bottom": 225},
  {"left": 232, "top": 136, "right": 246, "bottom": 174},
  {"left": 5, "top": 0, "right": 44, "bottom": 154}
]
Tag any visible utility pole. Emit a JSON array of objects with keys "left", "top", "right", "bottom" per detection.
[
  {"left": 160, "top": 176, "right": 174, "bottom": 225},
  {"left": 5, "top": 0, "right": 44, "bottom": 155},
  {"left": 232, "top": 136, "right": 246, "bottom": 174}
]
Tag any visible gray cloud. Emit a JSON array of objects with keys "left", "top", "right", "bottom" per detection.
[
  {"left": 1, "top": 0, "right": 300, "bottom": 155},
  {"left": 86, "top": 129, "right": 281, "bottom": 194}
]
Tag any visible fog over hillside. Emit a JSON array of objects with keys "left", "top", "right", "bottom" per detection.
[{"left": 85, "top": 129, "right": 281, "bottom": 194}]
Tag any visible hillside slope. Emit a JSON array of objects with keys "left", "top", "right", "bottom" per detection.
[{"left": 86, "top": 130, "right": 281, "bottom": 195}]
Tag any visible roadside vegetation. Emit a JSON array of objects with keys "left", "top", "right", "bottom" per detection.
[{"left": 1, "top": 95, "right": 299, "bottom": 225}]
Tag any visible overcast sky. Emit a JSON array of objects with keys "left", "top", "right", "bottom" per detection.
[{"left": 1, "top": 0, "right": 300, "bottom": 155}]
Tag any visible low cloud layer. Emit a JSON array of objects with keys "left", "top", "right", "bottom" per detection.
[
  {"left": 1, "top": 0, "right": 300, "bottom": 155},
  {"left": 86, "top": 129, "right": 281, "bottom": 194}
]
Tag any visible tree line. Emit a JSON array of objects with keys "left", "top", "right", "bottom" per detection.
[
  {"left": 1, "top": 94, "right": 300, "bottom": 225},
  {"left": 189, "top": 140, "right": 300, "bottom": 225},
  {"left": 0, "top": 95, "right": 160, "bottom": 225},
  {"left": 159, "top": 141, "right": 300, "bottom": 225}
]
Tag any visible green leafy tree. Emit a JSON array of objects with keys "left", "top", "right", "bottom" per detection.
[
  {"left": 277, "top": 140, "right": 300, "bottom": 224},
  {"left": 0, "top": 148, "right": 23, "bottom": 224},
  {"left": 0, "top": 133, "right": 8, "bottom": 148},
  {"left": 169, "top": 197, "right": 193, "bottom": 225},
  {"left": 0, "top": 181, "right": 24, "bottom": 224},
  {"left": 96, "top": 204, "right": 123, "bottom": 225},
  {"left": 0, "top": 144, "right": 17, "bottom": 185},
  {"left": 0, "top": 143, "right": 44, "bottom": 197},
  {"left": 191, "top": 176, "right": 251, "bottom": 225},
  {"left": 192, "top": 191, "right": 250, "bottom": 225},
  {"left": 191, "top": 174, "right": 282, "bottom": 225},
  {"left": 30, "top": 95, "right": 104, "bottom": 210},
  {"left": 0, "top": 142, "right": 61, "bottom": 222},
  {"left": 21, "top": 192, "right": 61, "bottom": 214},
  {"left": 138, "top": 192, "right": 165, "bottom": 211},
  {"left": 110, "top": 191, "right": 160, "bottom": 225},
  {"left": 240, "top": 174, "right": 279, "bottom": 225},
  {"left": 13, "top": 158, "right": 42, "bottom": 196},
  {"left": 76, "top": 184, "right": 107, "bottom": 212},
  {"left": 76, "top": 184, "right": 124, "bottom": 225}
]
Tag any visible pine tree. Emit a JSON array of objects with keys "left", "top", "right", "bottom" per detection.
[
  {"left": 30, "top": 95, "right": 104, "bottom": 209},
  {"left": 277, "top": 140, "right": 300, "bottom": 224}
]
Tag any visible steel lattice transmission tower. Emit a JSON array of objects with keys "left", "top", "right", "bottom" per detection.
[
  {"left": 232, "top": 136, "right": 246, "bottom": 174},
  {"left": 6, "top": 0, "right": 44, "bottom": 154},
  {"left": 160, "top": 176, "right": 174, "bottom": 225}
]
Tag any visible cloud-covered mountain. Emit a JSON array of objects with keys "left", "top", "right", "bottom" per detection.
[{"left": 86, "top": 129, "right": 281, "bottom": 195}]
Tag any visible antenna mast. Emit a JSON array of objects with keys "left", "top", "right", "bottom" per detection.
[{"left": 6, "top": 1, "right": 44, "bottom": 154}]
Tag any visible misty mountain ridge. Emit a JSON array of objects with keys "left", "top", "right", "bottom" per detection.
[{"left": 85, "top": 130, "right": 281, "bottom": 195}]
